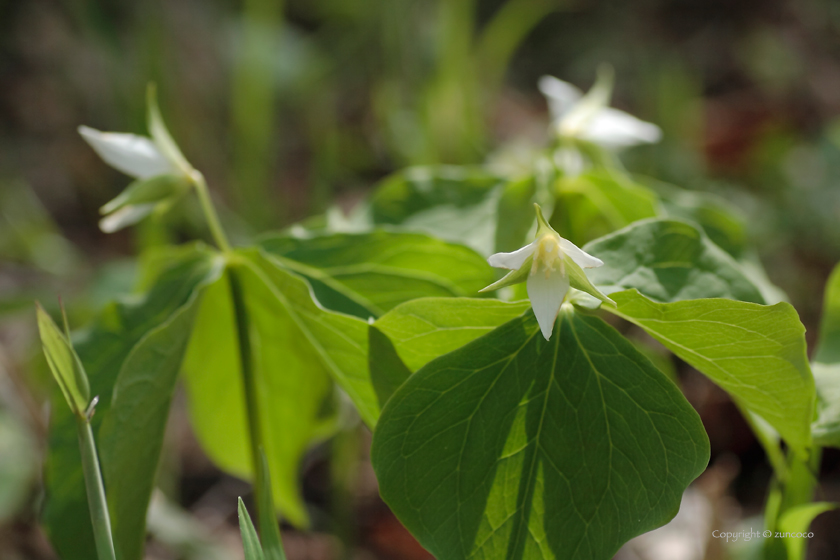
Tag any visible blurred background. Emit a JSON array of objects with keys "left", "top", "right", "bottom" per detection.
[{"left": 2, "top": 0, "right": 840, "bottom": 558}]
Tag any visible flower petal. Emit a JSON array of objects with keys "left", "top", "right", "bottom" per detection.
[
  {"left": 527, "top": 269, "right": 569, "bottom": 340},
  {"left": 579, "top": 107, "right": 662, "bottom": 149},
  {"left": 538, "top": 76, "right": 583, "bottom": 122},
  {"left": 79, "top": 125, "right": 175, "bottom": 179},
  {"left": 488, "top": 241, "right": 537, "bottom": 270},
  {"left": 559, "top": 238, "right": 603, "bottom": 269}
]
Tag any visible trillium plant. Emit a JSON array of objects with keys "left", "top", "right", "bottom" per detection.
[{"left": 36, "top": 73, "right": 839, "bottom": 560}]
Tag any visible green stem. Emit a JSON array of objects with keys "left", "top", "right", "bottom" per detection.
[
  {"left": 227, "top": 268, "right": 268, "bottom": 521},
  {"left": 192, "top": 171, "right": 232, "bottom": 253},
  {"left": 76, "top": 415, "right": 117, "bottom": 560}
]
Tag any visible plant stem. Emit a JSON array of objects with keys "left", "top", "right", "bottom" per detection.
[
  {"left": 76, "top": 415, "right": 117, "bottom": 560},
  {"left": 192, "top": 171, "right": 232, "bottom": 253},
  {"left": 227, "top": 268, "right": 268, "bottom": 521}
]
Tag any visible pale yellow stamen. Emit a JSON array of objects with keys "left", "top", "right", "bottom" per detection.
[{"left": 530, "top": 234, "right": 565, "bottom": 279}]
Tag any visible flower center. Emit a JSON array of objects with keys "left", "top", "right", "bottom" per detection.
[{"left": 531, "top": 234, "right": 565, "bottom": 279}]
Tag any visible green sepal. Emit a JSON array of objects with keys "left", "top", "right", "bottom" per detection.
[
  {"left": 146, "top": 84, "right": 192, "bottom": 175},
  {"left": 100, "top": 174, "right": 189, "bottom": 215},
  {"left": 36, "top": 303, "right": 90, "bottom": 416}
]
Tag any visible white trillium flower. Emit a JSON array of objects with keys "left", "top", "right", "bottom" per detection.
[
  {"left": 481, "top": 204, "right": 605, "bottom": 340},
  {"left": 78, "top": 87, "right": 195, "bottom": 233},
  {"left": 538, "top": 68, "right": 662, "bottom": 150}
]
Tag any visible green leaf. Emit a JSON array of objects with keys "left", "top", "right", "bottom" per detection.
[
  {"left": 43, "top": 246, "right": 222, "bottom": 560},
  {"left": 374, "top": 298, "right": 529, "bottom": 372},
  {"left": 606, "top": 289, "right": 814, "bottom": 452},
  {"left": 815, "top": 262, "right": 840, "bottom": 365},
  {"left": 182, "top": 248, "right": 376, "bottom": 527},
  {"left": 372, "top": 307, "right": 709, "bottom": 560},
  {"left": 238, "top": 498, "right": 266, "bottom": 560},
  {"left": 371, "top": 166, "right": 508, "bottom": 255},
  {"left": 777, "top": 502, "right": 837, "bottom": 560},
  {"left": 259, "top": 231, "right": 494, "bottom": 317},
  {"left": 182, "top": 269, "right": 332, "bottom": 528},
  {"left": 583, "top": 219, "right": 765, "bottom": 304},
  {"left": 371, "top": 166, "right": 503, "bottom": 225},
  {"left": 811, "top": 263, "right": 840, "bottom": 447},
  {"left": 98, "top": 251, "right": 224, "bottom": 560},
  {"left": 368, "top": 325, "right": 413, "bottom": 408},
  {"left": 551, "top": 170, "right": 659, "bottom": 245},
  {"left": 36, "top": 303, "right": 90, "bottom": 416},
  {"left": 638, "top": 176, "right": 748, "bottom": 258}
]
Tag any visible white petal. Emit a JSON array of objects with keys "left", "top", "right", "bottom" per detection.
[
  {"left": 559, "top": 238, "right": 603, "bottom": 268},
  {"left": 537, "top": 76, "right": 582, "bottom": 122},
  {"left": 578, "top": 107, "right": 662, "bottom": 149},
  {"left": 99, "top": 203, "right": 156, "bottom": 233},
  {"left": 79, "top": 125, "right": 175, "bottom": 179},
  {"left": 527, "top": 269, "right": 569, "bottom": 340},
  {"left": 488, "top": 241, "right": 537, "bottom": 270}
]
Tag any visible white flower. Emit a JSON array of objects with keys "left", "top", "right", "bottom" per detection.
[
  {"left": 538, "top": 68, "right": 662, "bottom": 150},
  {"left": 481, "top": 204, "right": 605, "bottom": 340},
  {"left": 78, "top": 87, "right": 195, "bottom": 233},
  {"left": 78, "top": 126, "right": 177, "bottom": 179}
]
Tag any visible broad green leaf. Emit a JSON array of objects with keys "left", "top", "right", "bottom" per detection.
[
  {"left": 182, "top": 269, "right": 334, "bottom": 528},
  {"left": 244, "top": 249, "right": 377, "bottom": 425},
  {"left": 374, "top": 298, "right": 529, "bottom": 372},
  {"left": 98, "top": 249, "right": 224, "bottom": 560},
  {"left": 36, "top": 304, "right": 90, "bottom": 416},
  {"left": 370, "top": 166, "right": 508, "bottom": 255},
  {"left": 238, "top": 498, "right": 266, "bottom": 560},
  {"left": 811, "top": 263, "right": 840, "bottom": 447},
  {"left": 777, "top": 502, "right": 837, "bottom": 560},
  {"left": 551, "top": 170, "right": 659, "bottom": 245},
  {"left": 368, "top": 325, "right": 413, "bottom": 408},
  {"left": 638, "top": 176, "right": 748, "bottom": 258},
  {"left": 606, "top": 289, "right": 814, "bottom": 452},
  {"left": 372, "top": 307, "right": 709, "bottom": 560},
  {"left": 259, "top": 231, "right": 494, "bottom": 317},
  {"left": 371, "top": 166, "right": 503, "bottom": 225},
  {"left": 182, "top": 248, "right": 376, "bottom": 527},
  {"left": 44, "top": 246, "right": 222, "bottom": 560},
  {"left": 100, "top": 174, "right": 188, "bottom": 215},
  {"left": 583, "top": 219, "right": 765, "bottom": 304}
]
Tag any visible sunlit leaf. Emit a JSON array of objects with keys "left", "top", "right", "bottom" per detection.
[
  {"left": 372, "top": 306, "right": 709, "bottom": 560},
  {"left": 583, "top": 219, "right": 765, "bottom": 303},
  {"left": 182, "top": 248, "right": 376, "bottom": 527},
  {"left": 777, "top": 502, "right": 837, "bottom": 560},
  {"left": 259, "top": 231, "right": 494, "bottom": 317},
  {"left": 374, "top": 298, "right": 529, "bottom": 372},
  {"left": 606, "top": 289, "right": 814, "bottom": 453}
]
